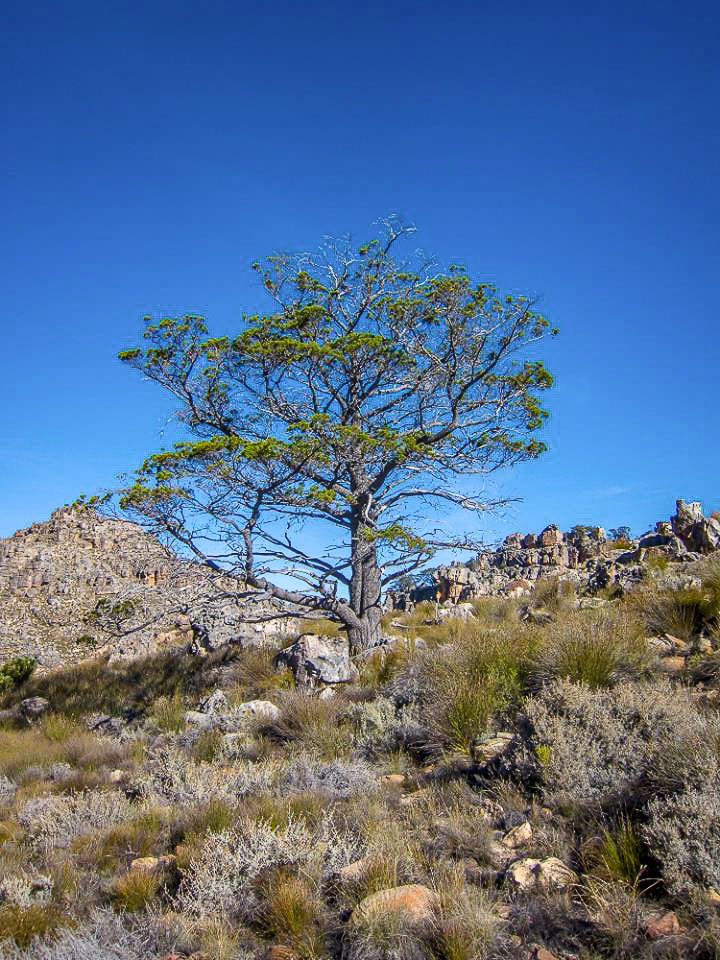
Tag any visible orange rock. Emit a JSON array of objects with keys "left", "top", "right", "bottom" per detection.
[
  {"left": 265, "top": 947, "right": 301, "bottom": 960},
  {"left": 351, "top": 884, "right": 439, "bottom": 927},
  {"left": 644, "top": 910, "right": 680, "bottom": 940}
]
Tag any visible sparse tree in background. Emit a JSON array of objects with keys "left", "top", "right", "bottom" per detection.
[{"left": 108, "top": 220, "right": 557, "bottom": 651}]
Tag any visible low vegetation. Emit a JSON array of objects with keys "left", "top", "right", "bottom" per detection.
[{"left": 2, "top": 562, "right": 720, "bottom": 958}]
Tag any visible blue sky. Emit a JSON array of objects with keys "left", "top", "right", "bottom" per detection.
[{"left": 1, "top": 0, "right": 718, "bottom": 544}]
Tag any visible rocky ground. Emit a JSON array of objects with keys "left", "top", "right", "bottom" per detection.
[{"left": 0, "top": 533, "right": 720, "bottom": 959}]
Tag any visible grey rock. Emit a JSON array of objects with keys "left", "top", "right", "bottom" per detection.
[{"left": 275, "top": 633, "right": 357, "bottom": 686}]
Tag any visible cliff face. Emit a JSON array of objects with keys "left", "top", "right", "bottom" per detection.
[{"left": 0, "top": 508, "right": 291, "bottom": 666}]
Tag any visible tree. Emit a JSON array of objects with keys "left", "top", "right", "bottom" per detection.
[{"left": 108, "top": 220, "right": 557, "bottom": 651}]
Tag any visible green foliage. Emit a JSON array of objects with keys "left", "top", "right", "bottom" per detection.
[
  {"left": 536, "top": 608, "right": 651, "bottom": 688},
  {"left": 597, "top": 816, "right": 645, "bottom": 885},
  {"left": 0, "top": 656, "right": 36, "bottom": 697},
  {"left": 421, "top": 627, "right": 535, "bottom": 755}
]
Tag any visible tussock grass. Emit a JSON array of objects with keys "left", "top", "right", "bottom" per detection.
[
  {"left": 261, "top": 873, "right": 327, "bottom": 957},
  {"left": 265, "top": 690, "right": 353, "bottom": 759},
  {"left": 0, "top": 724, "right": 127, "bottom": 779},
  {"left": 110, "top": 868, "right": 163, "bottom": 912},
  {"left": 418, "top": 626, "right": 536, "bottom": 756},
  {"left": 534, "top": 607, "right": 651, "bottom": 688},
  {"left": 226, "top": 644, "right": 295, "bottom": 703},
  {"left": 0, "top": 903, "right": 68, "bottom": 948},
  {"left": 596, "top": 815, "right": 646, "bottom": 886}
]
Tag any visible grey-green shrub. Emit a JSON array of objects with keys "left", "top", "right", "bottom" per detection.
[
  {"left": 526, "top": 678, "right": 720, "bottom": 815},
  {"left": 645, "top": 782, "right": 720, "bottom": 897}
]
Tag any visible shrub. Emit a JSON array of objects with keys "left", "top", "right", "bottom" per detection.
[
  {"left": 176, "top": 817, "right": 317, "bottom": 921},
  {"left": 0, "top": 907, "right": 177, "bottom": 959},
  {"left": 0, "top": 657, "right": 36, "bottom": 690},
  {"left": 17, "top": 791, "right": 134, "bottom": 850},
  {"left": 278, "top": 756, "right": 377, "bottom": 800},
  {"left": 140, "top": 745, "right": 281, "bottom": 806},
  {"left": 644, "top": 781, "right": 720, "bottom": 897},
  {"left": 526, "top": 678, "right": 720, "bottom": 816},
  {"left": 535, "top": 607, "right": 650, "bottom": 688},
  {"left": 177, "top": 813, "right": 360, "bottom": 922}
]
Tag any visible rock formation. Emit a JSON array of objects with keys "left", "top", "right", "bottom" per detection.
[
  {"left": 0, "top": 507, "right": 293, "bottom": 665},
  {"left": 388, "top": 500, "right": 720, "bottom": 608}
]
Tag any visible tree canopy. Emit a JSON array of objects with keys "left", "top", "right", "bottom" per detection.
[{"left": 105, "top": 220, "right": 557, "bottom": 649}]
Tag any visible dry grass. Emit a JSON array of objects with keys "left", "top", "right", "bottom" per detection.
[{"left": 109, "top": 868, "right": 163, "bottom": 912}]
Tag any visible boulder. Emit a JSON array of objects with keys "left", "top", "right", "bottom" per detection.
[
  {"left": 508, "top": 857, "right": 577, "bottom": 892},
  {"left": 501, "top": 821, "right": 532, "bottom": 849},
  {"left": 471, "top": 731, "right": 514, "bottom": 764},
  {"left": 643, "top": 911, "right": 680, "bottom": 940},
  {"left": 351, "top": 884, "right": 439, "bottom": 927},
  {"left": 0, "top": 696, "right": 50, "bottom": 725},
  {"left": 275, "top": 634, "right": 357, "bottom": 686},
  {"left": 197, "top": 689, "right": 229, "bottom": 714}
]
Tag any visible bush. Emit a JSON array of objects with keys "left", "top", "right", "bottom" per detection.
[
  {"left": 177, "top": 813, "right": 360, "bottom": 923},
  {"left": 645, "top": 781, "right": 720, "bottom": 897},
  {"left": 535, "top": 607, "right": 650, "bottom": 688},
  {"left": 526, "top": 678, "right": 720, "bottom": 816},
  {"left": 176, "top": 817, "right": 317, "bottom": 922},
  {"left": 0, "top": 907, "right": 177, "bottom": 959},
  {"left": 278, "top": 756, "right": 377, "bottom": 800},
  {"left": 17, "top": 791, "right": 134, "bottom": 851},
  {"left": 0, "top": 658, "right": 36, "bottom": 698}
]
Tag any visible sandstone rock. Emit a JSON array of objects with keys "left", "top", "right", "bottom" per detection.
[
  {"left": 659, "top": 656, "right": 686, "bottom": 674},
  {"left": 643, "top": 910, "right": 680, "bottom": 940},
  {"left": 233, "top": 699, "right": 281, "bottom": 723},
  {"left": 0, "top": 506, "right": 296, "bottom": 666},
  {"left": 197, "top": 689, "right": 229, "bottom": 714},
  {"left": 275, "top": 634, "right": 357, "bottom": 686},
  {"left": 351, "top": 884, "right": 439, "bottom": 927},
  {"left": 508, "top": 857, "right": 577, "bottom": 892},
  {"left": 337, "top": 857, "right": 373, "bottom": 887},
  {"left": 265, "top": 946, "right": 301, "bottom": 960},
  {"left": 129, "top": 854, "right": 178, "bottom": 885},
  {"left": 501, "top": 821, "right": 532, "bottom": 849},
  {"left": 530, "top": 946, "right": 560, "bottom": 960},
  {"left": 380, "top": 773, "right": 406, "bottom": 786},
  {"left": 471, "top": 731, "right": 514, "bottom": 764}
]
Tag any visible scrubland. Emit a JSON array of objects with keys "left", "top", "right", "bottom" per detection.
[{"left": 1, "top": 558, "right": 720, "bottom": 959}]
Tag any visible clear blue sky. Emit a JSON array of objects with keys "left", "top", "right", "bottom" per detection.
[{"left": 1, "top": 0, "right": 718, "bottom": 543}]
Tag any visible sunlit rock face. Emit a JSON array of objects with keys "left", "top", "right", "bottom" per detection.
[{"left": 0, "top": 507, "right": 293, "bottom": 666}]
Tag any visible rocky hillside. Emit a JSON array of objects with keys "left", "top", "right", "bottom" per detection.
[
  {"left": 0, "top": 534, "right": 720, "bottom": 959},
  {"left": 0, "top": 508, "right": 292, "bottom": 666}
]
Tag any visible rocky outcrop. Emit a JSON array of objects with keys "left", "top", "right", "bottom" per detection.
[
  {"left": 0, "top": 507, "right": 293, "bottom": 665},
  {"left": 389, "top": 500, "right": 719, "bottom": 607}
]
